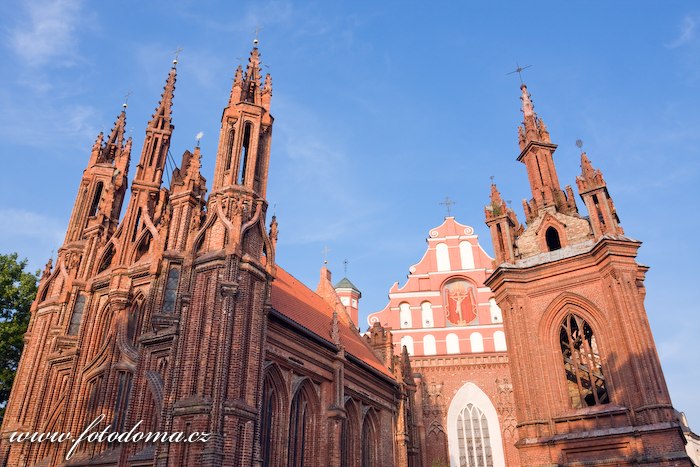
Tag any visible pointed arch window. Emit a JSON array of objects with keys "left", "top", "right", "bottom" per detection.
[
  {"left": 545, "top": 227, "right": 561, "bottom": 251},
  {"left": 288, "top": 383, "right": 317, "bottom": 467},
  {"left": 224, "top": 128, "right": 235, "bottom": 171},
  {"left": 112, "top": 371, "right": 133, "bottom": 434},
  {"left": 238, "top": 122, "right": 252, "bottom": 185},
  {"left": 457, "top": 403, "right": 493, "bottom": 467},
  {"left": 361, "top": 411, "right": 378, "bottom": 467},
  {"left": 162, "top": 266, "right": 181, "bottom": 313},
  {"left": 131, "top": 208, "right": 142, "bottom": 242},
  {"left": 260, "top": 371, "right": 283, "bottom": 467},
  {"left": 560, "top": 313, "right": 609, "bottom": 408},
  {"left": 88, "top": 182, "right": 103, "bottom": 217},
  {"left": 341, "top": 400, "right": 359, "bottom": 464},
  {"left": 68, "top": 294, "right": 86, "bottom": 336}
]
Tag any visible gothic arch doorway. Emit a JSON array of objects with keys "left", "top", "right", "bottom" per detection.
[{"left": 447, "top": 382, "right": 505, "bottom": 467}]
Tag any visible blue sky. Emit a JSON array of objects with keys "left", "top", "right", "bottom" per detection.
[{"left": 1, "top": 1, "right": 699, "bottom": 428}]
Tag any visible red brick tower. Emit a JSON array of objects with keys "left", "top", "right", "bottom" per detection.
[
  {"left": 160, "top": 41, "right": 276, "bottom": 466},
  {"left": 484, "top": 84, "right": 691, "bottom": 465}
]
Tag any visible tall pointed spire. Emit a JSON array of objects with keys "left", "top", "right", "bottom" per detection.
[
  {"left": 515, "top": 83, "right": 577, "bottom": 220},
  {"left": 148, "top": 63, "right": 177, "bottom": 132},
  {"left": 132, "top": 61, "right": 177, "bottom": 186},
  {"left": 237, "top": 42, "right": 265, "bottom": 106},
  {"left": 576, "top": 151, "right": 623, "bottom": 237}
]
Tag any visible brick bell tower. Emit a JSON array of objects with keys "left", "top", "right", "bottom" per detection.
[
  {"left": 162, "top": 39, "right": 277, "bottom": 466},
  {"left": 484, "top": 84, "right": 691, "bottom": 465}
]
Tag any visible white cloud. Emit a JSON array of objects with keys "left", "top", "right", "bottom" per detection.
[
  {"left": 9, "top": 0, "right": 84, "bottom": 67},
  {"left": 667, "top": 15, "right": 696, "bottom": 49}
]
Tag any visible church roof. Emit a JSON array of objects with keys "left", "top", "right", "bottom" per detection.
[
  {"left": 334, "top": 277, "right": 360, "bottom": 293},
  {"left": 270, "top": 266, "right": 393, "bottom": 379}
]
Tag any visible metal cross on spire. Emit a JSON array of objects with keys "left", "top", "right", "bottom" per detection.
[
  {"left": 322, "top": 246, "right": 330, "bottom": 265},
  {"left": 440, "top": 196, "right": 456, "bottom": 216},
  {"left": 123, "top": 90, "right": 132, "bottom": 109},
  {"left": 253, "top": 26, "right": 263, "bottom": 45},
  {"left": 173, "top": 46, "right": 183, "bottom": 65},
  {"left": 507, "top": 62, "right": 532, "bottom": 85}
]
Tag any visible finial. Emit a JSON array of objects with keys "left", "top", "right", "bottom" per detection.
[
  {"left": 253, "top": 25, "right": 263, "bottom": 46},
  {"left": 507, "top": 61, "right": 532, "bottom": 85},
  {"left": 322, "top": 246, "right": 330, "bottom": 265},
  {"left": 489, "top": 175, "right": 495, "bottom": 185},
  {"left": 123, "top": 90, "right": 132, "bottom": 109},
  {"left": 343, "top": 258, "right": 348, "bottom": 276},
  {"left": 172, "top": 46, "right": 183, "bottom": 66},
  {"left": 195, "top": 131, "right": 203, "bottom": 148},
  {"left": 576, "top": 139, "right": 584, "bottom": 154},
  {"left": 439, "top": 196, "right": 456, "bottom": 216}
]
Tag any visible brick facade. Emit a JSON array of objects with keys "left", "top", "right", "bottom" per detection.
[
  {"left": 0, "top": 44, "right": 421, "bottom": 467},
  {"left": 0, "top": 46, "right": 690, "bottom": 467},
  {"left": 483, "top": 84, "right": 691, "bottom": 466}
]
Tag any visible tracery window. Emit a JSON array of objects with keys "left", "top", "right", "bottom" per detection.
[
  {"left": 288, "top": 383, "right": 316, "bottom": 467},
  {"left": 361, "top": 411, "right": 378, "bottom": 467},
  {"left": 68, "top": 294, "right": 86, "bottom": 335},
  {"left": 457, "top": 403, "right": 493, "bottom": 467},
  {"left": 260, "top": 372, "right": 282, "bottom": 467},
  {"left": 162, "top": 266, "right": 181, "bottom": 313},
  {"left": 559, "top": 313, "right": 609, "bottom": 408}
]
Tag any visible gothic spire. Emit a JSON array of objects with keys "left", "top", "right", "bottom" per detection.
[
  {"left": 520, "top": 84, "right": 540, "bottom": 144},
  {"left": 148, "top": 63, "right": 177, "bottom": 132}
]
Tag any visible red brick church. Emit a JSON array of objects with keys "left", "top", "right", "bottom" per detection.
[{"left": 0, "top": 41, "right": 692, "bottom": 467}]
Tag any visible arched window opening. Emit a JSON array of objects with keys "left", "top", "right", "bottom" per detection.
[
  {"left": 254, "top": 138, "right": 265, "bottom": 193},
  {"left": 135, "top": 231, "right": 152, "bottom": 262},
  {"left": 495, "top": 224, "right": 506, "bottom": 259},
  {"left": 470, "top": 332, "right": 484, "bottom": 353},
  {"left": 560, "top": 313, "right": 609, "bottom": 408},
  {"left": 85, "top": 375, "right": 104, "bottom": 428},
  {"left": 457, "top": 403, "right": 493, "bottom": 467},
  {"left": 224, "top": 128, "right": 235, "bottom": 171},
  {"left": 341, "top": 400, "right": 359, "bottom": 464},
  {"left": 260, "top": 372, "right": 282, "bottom": 467},
  {"left": 88, "top": 182, "right": 103, "bottom": 217},
  {"left": 162, "top": 266, "right": 181, "bottom": 313},
  {"left": 489, "top": 298, "right": 502, "bottom": 323},
  {"left": 423, "top": 334, "right": 437, "bottom": 356},
  {"left": 131, "top": 208, "right": 142, "bottom": 242},
  {"left": 546, "top": 227, "right": 561, "bottom": 251},
  {"left": 112, "top": 371, "right": 133, "bottom": 434},
  {"left": 459, "top": 241, "right": 475, "bottom": 269},
  {"left": 126, "top": 303, "right": 142, "bottom": 346},
  {"left": 436, "top": 243, "right": 451, "bottom": 271},
  {"left": 98, "top": 245, "right": 115, "bottom": 273},
  {"left": 288, "top": 383, "right": 316, "bottom": 467},
  {"left": 238, "top": 123, "right": 252, "bottom": 185},
  {"left": 68, "top": 294, "right": 86, "bottom": 336},
  {"left": 421, "top": 301, "right": 434, "bottom": 328},
  {"left": 446, "top": 333, "right": 460, "bottom": 354},
  {"left": 399, "top": 302, "right": 412, "bottom": 328},
  {"left": 400, "top": 336, "right": 414, "bottom": 356},
  {"left": 493, "top": 331, "right": 507, "bottom": 352},
  {"left": 148, "top": 137, "right": 159, "bottom": 166},
  {"left": 361, "top": 412, "right": 378, "bottom": 467}
]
